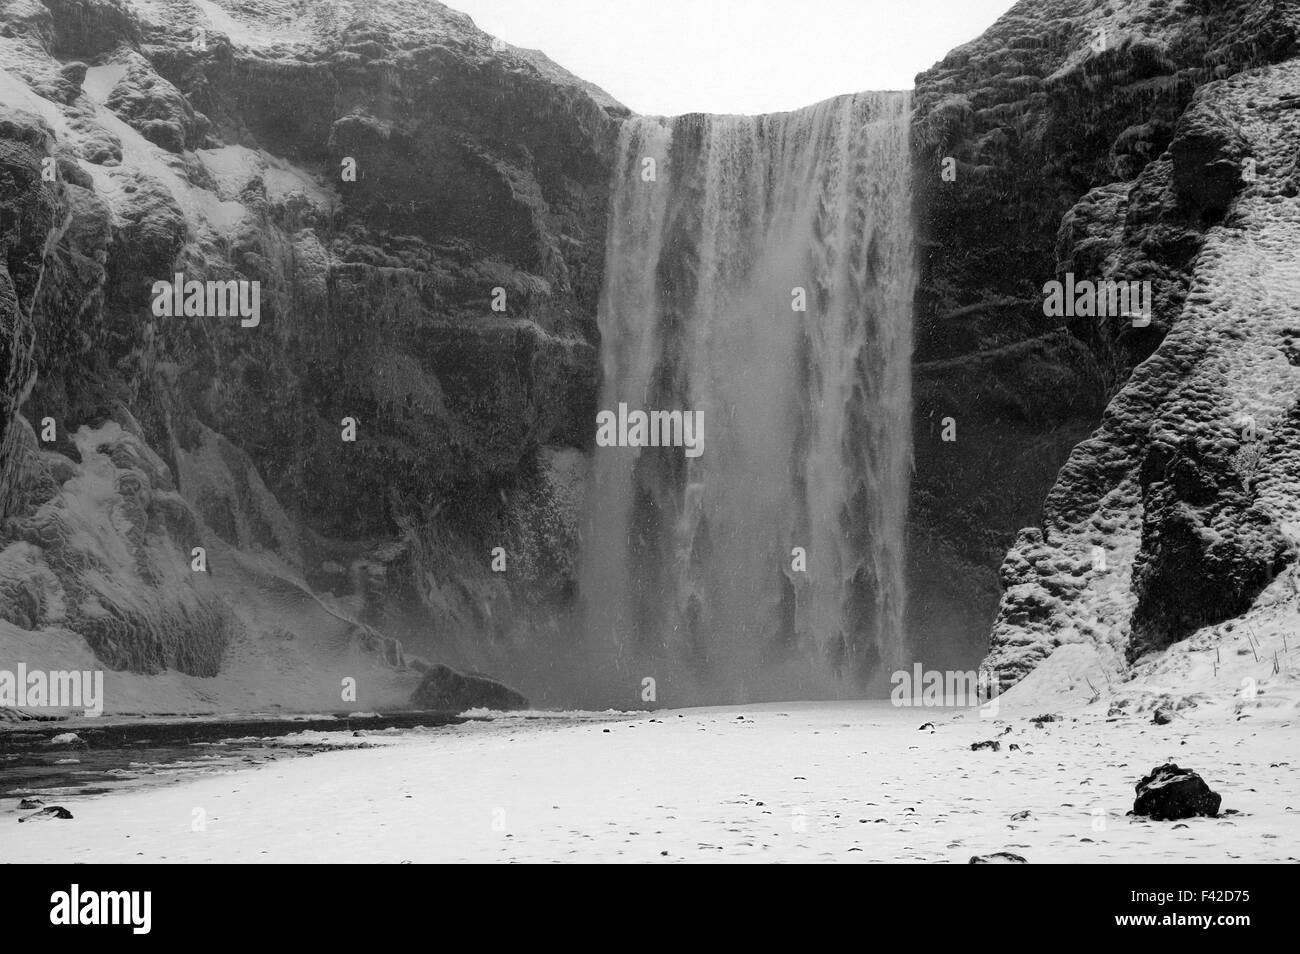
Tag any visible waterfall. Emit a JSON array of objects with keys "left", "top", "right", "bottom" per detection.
[{"left": 581, "top": 92, "right": 915, "bottom": 703}]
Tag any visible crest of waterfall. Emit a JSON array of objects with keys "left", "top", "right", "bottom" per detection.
[{"left": 581, "top": 92, "right": 915, "bottom": 702}]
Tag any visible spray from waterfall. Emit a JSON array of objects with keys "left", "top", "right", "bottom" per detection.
[{"left": 581, "top": 92, "right": 915, "bottom": 703}]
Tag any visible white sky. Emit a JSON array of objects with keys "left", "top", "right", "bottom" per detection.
[{"left": 450, "top": 0, "right": 1019, "bottom": 115}]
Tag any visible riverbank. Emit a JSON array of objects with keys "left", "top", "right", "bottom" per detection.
[{"left": 4, "top": 699, "right": 1295, "bottom": 863}]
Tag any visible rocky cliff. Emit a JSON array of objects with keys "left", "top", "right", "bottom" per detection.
[
  {"left": 0, "top": 0, "right": 623, "bottom": 713},
  {"left": 911, "top": 0, "right": 1300, "bottom": 691}
]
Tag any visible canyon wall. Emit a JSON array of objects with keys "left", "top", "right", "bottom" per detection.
[
  {"left": 910, "top": 0, "right": 1300, "bottom": 686},
  {"left": 7, "top": 0, "right": 1300, "bottom": 713},
  {"left": 0, "top": 0, "right": 622, "bottom": 712}
]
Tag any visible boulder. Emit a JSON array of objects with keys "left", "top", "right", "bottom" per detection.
[
  {"left": 1132, "top": 763, "right": 1222, "bottom": 820},
  {"left": 410, "top": 665, "right": 528, "bottom": 712}
]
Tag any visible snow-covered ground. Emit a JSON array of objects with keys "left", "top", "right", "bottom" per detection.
[{"left": 4, "top": 692, "right": 1295, "bottom": 863}]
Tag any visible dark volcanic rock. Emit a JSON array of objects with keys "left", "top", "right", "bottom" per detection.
[
  {"left": 969, "top": 851, "right": 1027, "bottom": 863},
  {"left": 19, "top": 805, "right": 74, "bottom": 821},
  {"left": 1169, "top": 99, "right": 1249, "bottom": 216},
  {"left": 1133, "top": 763, "right": 1222, "bottom": 820},
  {"left": 410, "top": 664, "right": 528, "bottom": 712},
  {"left": 42, "top": 0, "right": 142, "bottom": 57},
  {"left": 105, "top": 53, "right": 209, "bottom": 152}
]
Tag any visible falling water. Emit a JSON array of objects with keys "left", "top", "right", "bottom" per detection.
[{"left": 581, "top": 92, "right": 915, "bottom": 702}]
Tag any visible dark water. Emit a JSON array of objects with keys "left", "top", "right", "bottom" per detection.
[{"left": 0, "top": 711, "right": 469, "bottom": 809}]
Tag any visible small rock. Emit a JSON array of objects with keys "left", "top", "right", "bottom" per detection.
[
  {"left": 49, "top": 733, "right": 83, "bottom": 746},
  {"left": 970, "top": 740, "right": 1001, "bottom": 752},
  {"left": 19, "top": 806, "right": 73, "bottom": 822},
  {"left": 918, "top": 722, "right": 935, "bottom": 731},
  {"left": 969, "top": 851, "right": 1027, "bottom": 864},
  {"left": 1152, "top": 707, "right": 1176, "bottom": 725},
  {"left": 18, "top": 798, "right": 45, "bottom": 809},
  {"left": 1010, "top": 810, "right": 1031, "bottom": 821}
]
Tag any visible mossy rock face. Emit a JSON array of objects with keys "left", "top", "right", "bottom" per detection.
[{"left": 0, "top": 0, "right": 622, "bottom": 699}]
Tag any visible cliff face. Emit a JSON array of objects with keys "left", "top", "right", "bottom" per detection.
[
  {"left": 0, "top": 0, "right": 622, "bottom": 712},
  {"left": 911, "top": 0, "right": 1300, "bottom": 686}
]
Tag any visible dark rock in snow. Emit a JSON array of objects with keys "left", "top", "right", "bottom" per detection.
[
  {"left": 969, "top": 852, "right": 1027, "bottom": 864},
  {"left": 1133, "top": 763, "right": 1222, "bottom": 820},
  {"left": 971, "top": 740, "right": 1001, "bottom": 752},
  {"left": 410, "top": 664, "right": 528, "bottom": 713},
  {"left": 19, "top": 805, "right": 74, "bottom": 822},
  {"left": 1152, "top": 706, "right": 1176, "bottom": 725}
]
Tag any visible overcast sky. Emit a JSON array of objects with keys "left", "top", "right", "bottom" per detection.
[{"left": 451, "top": 0, "right": 1019, "bottom": 115}]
